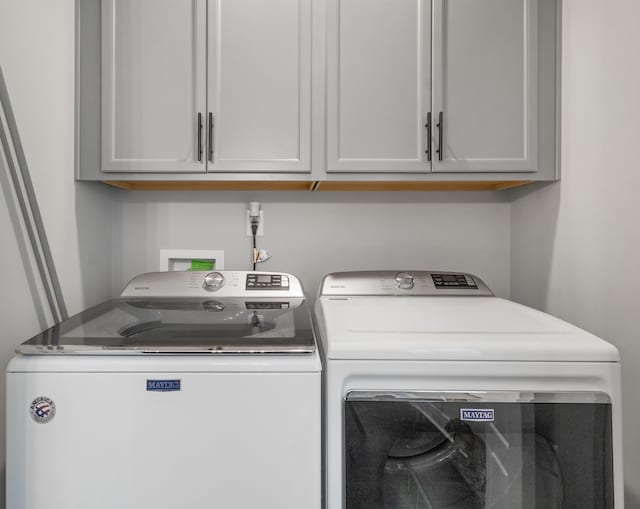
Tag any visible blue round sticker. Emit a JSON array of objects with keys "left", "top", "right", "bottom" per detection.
[{"left": 30, "top": 396, "right": 56, "bottom": 424}]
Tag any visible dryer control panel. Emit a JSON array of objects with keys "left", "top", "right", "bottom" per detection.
[{"left": 319, "top": 271, "right": 493, "bottom": 297}]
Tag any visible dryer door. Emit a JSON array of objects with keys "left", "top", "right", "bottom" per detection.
[{"left": 344, "top": 391, "right": 613, "bottom": 509}]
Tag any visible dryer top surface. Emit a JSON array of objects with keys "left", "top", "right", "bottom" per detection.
[{"left": 316, "top": 295, "right": 619, "bottom": 362}]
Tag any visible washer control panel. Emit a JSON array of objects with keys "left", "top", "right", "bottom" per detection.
[
  {"left": 246, "top": 273, "right": 290, "bottom": 290},
  {"left": 121, "top": 271, "right": 303, "bottom": 298},
  {"left": 432, "top": 273, "right": 477, "bottom": 289}
]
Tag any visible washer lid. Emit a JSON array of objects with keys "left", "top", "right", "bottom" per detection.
[
  {"left": 317, "top": 296, "right": 619, "bottom": 362},
  {"left": 18, "top": 297, "right": 315, "bottom": 355}
]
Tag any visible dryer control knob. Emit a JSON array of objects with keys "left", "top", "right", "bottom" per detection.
[
  {"left": 203, "top": 272, "right": 225, "bottom": 291},
  {"left": 394, "top": 272, "right": 415, "bottom": 290}
]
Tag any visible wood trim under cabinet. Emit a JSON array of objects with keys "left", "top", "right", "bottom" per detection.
[
  {"left": 103, "top": 180, "right": 534, "bottom": 192},
  {"left": 314, "top": 180, "right": 534, "bottom": 191},
  {"left": 104, "top": 180, "right": 316, "bottom": 191}
]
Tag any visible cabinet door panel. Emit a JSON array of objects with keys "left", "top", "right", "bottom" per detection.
[
  {"left": 101, "top": 0, "right": 207, "bottom": 173},
  {"left": 432, "top": 0, "right": 538, "bottom": 172},
  {"left": 327, "top": 0, "right": 431, "bottom": 173},
  {"left": 208, "top": 0, "right": 311, "bottom": 173}
]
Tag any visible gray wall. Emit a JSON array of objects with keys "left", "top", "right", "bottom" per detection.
[
  {"left": 112, "top": 191, "right": 511, "bottom": 299},
  {"left": 0, "top": 0, "right": 114, "bottom": 504},
  {"left": 510, "top": 0, "right": 640, "bottom": 506}
]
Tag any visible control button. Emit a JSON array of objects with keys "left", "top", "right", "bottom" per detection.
[
  {"left": 203, "top": 272, "right": 225, "bottom": 291},
  {"left": 394, "top": 272, "right": 415, "bottom": 290}
]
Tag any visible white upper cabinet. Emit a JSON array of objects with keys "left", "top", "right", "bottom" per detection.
[
  {"left": 431, "top": 0, "right": 539, "bottom": 172},
  {"left": 101, "top": 0, "right": 207, "bottom": 173},
  {"left": 327, "top": 0, "right": 432, "bottom": 173},
  {"left": 207, "top": 0, "right": 312, "bottom": 173}
]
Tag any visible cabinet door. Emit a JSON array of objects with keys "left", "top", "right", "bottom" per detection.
[
  {"left": 207, "top": 0, "right": 312, "bottom": 173},
  {"left": 327, "top": 0, "right": 432, "bottom": 173},
  {"left": 101, "top": 0, "right": 207, "bottom": 173},
  {"left": 432, "top": 0, "right": 538, "bottom": 173}
]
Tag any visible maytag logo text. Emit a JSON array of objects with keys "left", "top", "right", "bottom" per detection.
[
  {"left": 460, "top": 408, "right": 495, "bottom": 422},
  {"left": 146, "top": 380, "right": 181, "bottom": 392}
]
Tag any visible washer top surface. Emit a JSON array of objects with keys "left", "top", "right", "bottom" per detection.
[
  {"left": 18, "top": 271, "right": 316, "bottom": 355},
  {"left": 316, "top": 271, "right": 619, "bottom": 363}
]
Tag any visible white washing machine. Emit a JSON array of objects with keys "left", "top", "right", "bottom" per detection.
[
  {"left": 7, "top": 271, "right": 321, "bottom": 509},
  {"left": 315, "top": 271, "right": 623, "bottom": 509}
]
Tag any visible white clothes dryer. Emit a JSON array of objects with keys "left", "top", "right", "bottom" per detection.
[
  {"left": 7, "top": 271, "right": 321, "bottom": 509},
  {"left": 315, "top": 271, "right": 622, "bottom": 509}
]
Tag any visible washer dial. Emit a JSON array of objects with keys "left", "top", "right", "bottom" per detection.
[{"left": 203, "top": 272, "right": 225, "bottom": 291}]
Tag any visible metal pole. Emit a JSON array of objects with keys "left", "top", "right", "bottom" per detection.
[{"left": 0, "top": 65, "right": 68, "bottom": 322}]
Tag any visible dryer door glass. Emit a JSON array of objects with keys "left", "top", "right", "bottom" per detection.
[{"left": 345, "top": 392, "right": 613, "bottom": 509}]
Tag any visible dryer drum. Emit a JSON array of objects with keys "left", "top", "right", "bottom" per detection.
[
  {"left": 383, "top": 430, "right": 562, "bottom": 509},
  {"left": 346, "top": 401, "right": 564, "bottom": 509}
]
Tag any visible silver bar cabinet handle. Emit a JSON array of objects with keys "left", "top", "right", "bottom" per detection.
[
  {"left": 436, "top": 111, "right": 443, "bottom": 161},
  {"left": 208, "top": 113, "right": 214, "bottom": 163},
  {"left": 197, "top": 112, "right": 203, "bottom": 162},
  {"left": 425, "top": 112, "right": 432, "bottom": 162}
]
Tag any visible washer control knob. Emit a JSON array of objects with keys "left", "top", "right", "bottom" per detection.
[
  {"left": 203, "top": 272, "right": 225, "bottom": 291},
  {"left": 394, "top": 272, "right": 415, "bottom": 290}
]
